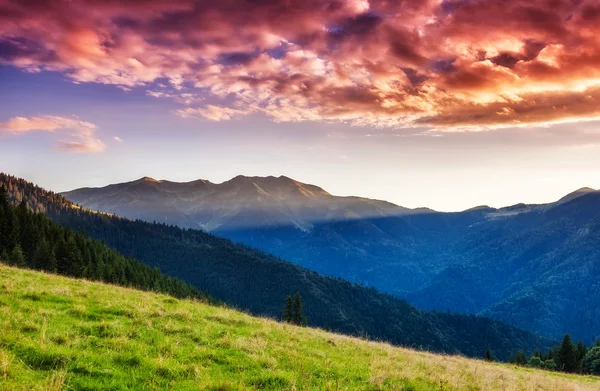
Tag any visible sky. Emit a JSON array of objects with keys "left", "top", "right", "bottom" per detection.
[{"left": 1, "top": 0, "right": 600, "bottom": 211}]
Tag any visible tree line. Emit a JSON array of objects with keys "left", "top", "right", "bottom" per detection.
[
  {"left": 506, "top": 334, "right": 600, "bottom": 375},
  {"left": 0, "top": 186, "right": 207, "bottom": 301}
]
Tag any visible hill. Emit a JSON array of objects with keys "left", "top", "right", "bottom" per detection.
[
  {"left": 62, "top": 175, "right": 600, "bottom": 342},
  {"left": 0, "top": 173, "right": 552, "bottom": 360},
  {"left": 1, "top": 266, "right": 597, "bottom": 391}
]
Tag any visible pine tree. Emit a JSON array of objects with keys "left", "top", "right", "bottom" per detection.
[
  {"left": 583, "top": 346, "right": 600, "bottom": 375},
  {"left": 556, "top": 334, "right": 579, "bottom": 373},
  {"left": 0, "top": 249, "right": 9, "bottom": 264},
  {"left": 9, "top": 244, "right": 26, "bottom": 267},
  {"left": 283, "top": 295, "right": 293, "bottom": 323},
  {"left": 33, "top": 239, "right": 56, "bottom": 272},
  {"left": 292, "top": 292, "right": 306, "bottom": 326},
  {"left": 485, "top": 348, "right": 494, "bottom": 362},
  {"left": 515, "top": 350, "right": 527, "bottom": 366},
  {"left": 576, "top": 340, "right": 587, "bottom": 373}
]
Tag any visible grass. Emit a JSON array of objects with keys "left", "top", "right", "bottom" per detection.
[{"left": 0, "top": 266, "right": 598, "bottom": 391}]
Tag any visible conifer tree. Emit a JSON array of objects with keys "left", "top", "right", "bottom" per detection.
[
  {"left": 576, "top": 340, "right": 587, "bottom": 373},
  {"left": 583, "top": 346, "right": 600, "bottom": 375},
  {"left": 292, "top": 292, "right": 306, "bottom": 326},
  {"left": 485, "top": 348, "right": 494, "bottom": 362},
  {"left": 556, "top": 334, "right": 579, "bottom": 373},
  {"left": 9, "top": 244, "right": 26, "bottom": 267},
  {"left": 283, "top": 295, "right": 293, "bottom": 323},
  {"left": 514, "top": 351, "right": 526, "bottom": 366}
]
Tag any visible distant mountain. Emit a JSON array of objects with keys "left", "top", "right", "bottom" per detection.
[
  {"left": 1, "top": 173, "right": 552, "bottom": 360},
  {"left": 62, "top": 175, "right": 600, "bottom": 343},
  {"left": 63, "top": 175, "right": 430, "bottom": 231}
]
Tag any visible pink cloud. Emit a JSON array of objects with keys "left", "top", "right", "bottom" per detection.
[
  {"left": 2, "top": 0, "right": 600, "bottom": 128},
  {"left": 0, "top": 115, "right": 106, "bottom": 153}
]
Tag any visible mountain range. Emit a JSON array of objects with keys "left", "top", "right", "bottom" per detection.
[
  {"left": 63, "top": 175, "right": 600, "bottom": 343},
  {"left": 63, "top": 175, "right": 430, "bottom": 231}
]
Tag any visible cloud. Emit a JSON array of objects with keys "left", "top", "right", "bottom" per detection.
[
  {"left": 2, "top": 0, "right": 600, "bottom": 128},
  {"left": 0, "top": 115, "right": 106, "bottom": 153},
  {"left": 113, "top": 136, "right": 123, "bottom": 142},
  {"left": 177, "top": 105, "right": 252, "bottom": 121}
]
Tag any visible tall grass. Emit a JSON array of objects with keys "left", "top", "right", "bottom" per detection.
[{"left": 0, "top": 265, "right": 598, "bottom": 391}]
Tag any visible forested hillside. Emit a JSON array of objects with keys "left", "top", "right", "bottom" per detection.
[
  {"left": 0, "top": 173, "right": 553, "bottom": 360},
  {"left": 0, "top": 187, "right": 203, "bottom": 300}
]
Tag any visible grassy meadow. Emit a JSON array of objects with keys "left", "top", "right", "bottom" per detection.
[{"left": 0, "top": 265, "right": 598, "bottom": 391}]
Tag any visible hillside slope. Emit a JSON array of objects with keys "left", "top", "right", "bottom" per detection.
[
  {"left": 1, "top": 266, "right": 597, "bottom": 391},
  {"left": 0, "top": 173, "right": 553, "bottom": 360}
]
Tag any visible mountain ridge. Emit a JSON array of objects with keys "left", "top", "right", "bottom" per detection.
[{"left": 63, "top": 175, "right": 431, "bottom": 232}]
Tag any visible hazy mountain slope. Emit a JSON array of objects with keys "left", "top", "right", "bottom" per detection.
[
  {"left": 2, "top": 267, "right": 589, "bottom": 391},
  {"left": 0, "top": 173, "right": 553, "bottom": 359},
  {"left": 409, "top": 192, "right": 600, "bottom": 342},
  {"left": 63, "top": 175, "right": 428, "bottom": 231}
]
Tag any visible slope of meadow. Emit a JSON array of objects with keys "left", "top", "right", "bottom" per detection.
[{"left": 0, "top": 267, "right": 598, "bottom": 391}]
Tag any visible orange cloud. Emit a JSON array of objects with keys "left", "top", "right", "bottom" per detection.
[
  {"left": 2, "top": 0, "right": 600, "bottom": 129},
  {"left": 0, "top": 115, "right": 105, "bottom": 153}
]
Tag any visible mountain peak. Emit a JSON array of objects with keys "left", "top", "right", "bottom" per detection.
[
  {"left": 136, "top": 176, "right": 161, "bottom": 183},
  {"left": 556, "top": 187, "right": 597, "bottom": 204}
]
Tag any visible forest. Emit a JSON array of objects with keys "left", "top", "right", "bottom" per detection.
[{"left": 0, "top": 186, "right": 204, "bottom": 300}]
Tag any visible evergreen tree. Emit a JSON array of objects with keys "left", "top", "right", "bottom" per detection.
[
  {"left": 556, "top": 334, "right": 579, "bottom": 373},
  {"left": 33, "top": 239, "right": 56, "bottom": 272},
  {"left": 514, "top": 350, "right": 527, "bottom": 366},
  {"left": 292, "top": 292, "right": 306, "bottom": 326},
  {"left": 576, "top": 340, "right": 587, "bottom": 373},
  {"left": 283, "top": 295, "right": 293, "bottom": 323},
  {"left": 485, "top": 348, "right": 494, "bottom": 362},
  {"left": 9, "top": 244, "right": 26, "bottom": 267},
  {"left": 583, "top": 347, "right": 600, "bottom": 375}
]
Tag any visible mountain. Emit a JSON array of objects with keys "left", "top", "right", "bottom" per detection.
[
  {"left": 63, "top": 175, "right": 430, "bottom": 231},
  {"left": 4, "top": 267, "right": 594, "bottom": 391},
  {"left": 0, "top": 173, "right": 553, "bottom": 360},
  {"left": 62, "top": 175, "right": 600, "bottom": 343}
]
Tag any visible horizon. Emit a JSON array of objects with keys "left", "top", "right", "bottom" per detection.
[{"left": 14, "top": 170, "right": 598, "bottom": 213}]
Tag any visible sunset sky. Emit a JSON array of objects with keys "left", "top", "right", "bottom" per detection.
[{"left": 2, "top": 0, "right": 600, "bottom": 211}]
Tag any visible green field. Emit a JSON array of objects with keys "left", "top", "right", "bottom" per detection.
[{"left": 0, "top": 266, "right": 598, "bottom": 391}]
